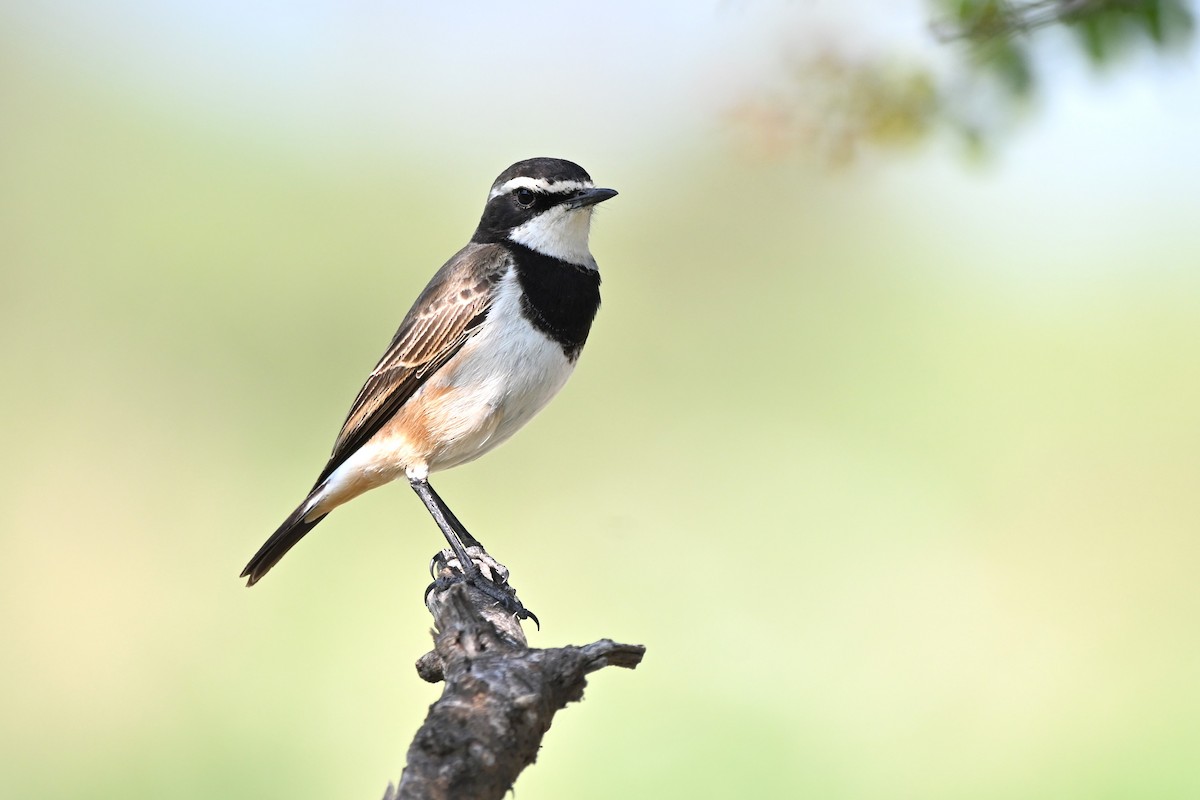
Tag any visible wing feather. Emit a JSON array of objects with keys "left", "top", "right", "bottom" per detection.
[{"left": 313, "top": 243, "right": 509, "bottom": 486}]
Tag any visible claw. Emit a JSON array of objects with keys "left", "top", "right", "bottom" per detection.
[
  {"left": 429, "top": 549, "right": 451, "bottom": 579},
  {"left": 424, "top": 569, "right": 538, "bottom": 626}
]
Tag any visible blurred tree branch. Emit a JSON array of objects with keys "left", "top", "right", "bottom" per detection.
[
  {"left": 383, "top": 552, "right": 646, "bottom": 800},
  {"left": 933, "top": 0, "right": 1192, "bottom": 47},
  {"left": 730, "top": 0, "right": 1194, "bottom": 162}
]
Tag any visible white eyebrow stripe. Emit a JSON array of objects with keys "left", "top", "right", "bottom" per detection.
[{"left": 488, "top": 176, "right": 593, "bottom": 200}]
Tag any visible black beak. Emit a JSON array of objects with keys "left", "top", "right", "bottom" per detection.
[{"left": 563, "top": 187, "right": 618, "bottom": 210}]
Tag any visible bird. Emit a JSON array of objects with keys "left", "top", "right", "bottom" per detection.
[{"left": 241, "top": 157, "right": 617, "bottom": 603}]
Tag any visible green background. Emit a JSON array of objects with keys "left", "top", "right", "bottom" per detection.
[{"left": 2, "top": 4, "right": 1198, "bottom": 798}]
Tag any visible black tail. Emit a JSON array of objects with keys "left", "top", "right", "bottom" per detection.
[{"left": 241, "top": 500, "right": 329, "bottom": 587}]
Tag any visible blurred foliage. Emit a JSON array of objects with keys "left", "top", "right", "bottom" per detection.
[
  {"left": 732, "top": 0, "right": 1195, "bottom": 162},
  {"left": 730, "top": 56, "right": 943, "bottom": 164},
  {"left": 936, "top": 0, "right": 1195, "bottom": 88}
]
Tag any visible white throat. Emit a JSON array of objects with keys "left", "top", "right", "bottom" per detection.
[{"left": 506, "top": 205, "right": 597, "bottom": 268}]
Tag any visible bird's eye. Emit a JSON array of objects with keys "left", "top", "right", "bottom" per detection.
[{"left": 514, "top": 188, "right": 536, "bottom": 208}]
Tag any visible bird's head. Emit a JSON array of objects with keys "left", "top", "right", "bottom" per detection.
[{"left": 472, "top": 157, "right": 617, "bottom": 267}]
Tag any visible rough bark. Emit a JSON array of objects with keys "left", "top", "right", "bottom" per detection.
[{"left": 383, "top": 551, "right": 646, "bottom": 800}]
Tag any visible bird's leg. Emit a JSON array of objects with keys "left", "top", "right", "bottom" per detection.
[
  {"left": 409, "top": 476, "right": 534, "bottom": 623},
  {"left": 409, "top": 477, "right": 481, "bottom": 579},
  {"left": 421, "top": 480, "right": 483, "bottom": 551},
  {"left": 421, "top": 480, "right": 512, "bottom": 582}
]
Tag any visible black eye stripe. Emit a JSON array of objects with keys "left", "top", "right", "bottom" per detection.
[{"left": 512, "top": 187, "right": 592, "bottom": 209}]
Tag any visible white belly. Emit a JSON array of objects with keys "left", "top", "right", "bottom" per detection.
[
  {"left": 317, "top": 268, "right": 576, "bottom": 514},
  {"left": 421, "top": 272, "right": 576, "bottom": 471}
]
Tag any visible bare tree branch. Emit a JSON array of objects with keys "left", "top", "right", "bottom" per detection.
[{"left": 383, "top": 552, "right": 646, "bottom": 800}]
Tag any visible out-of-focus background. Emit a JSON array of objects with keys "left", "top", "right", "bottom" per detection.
[{"left": 3, "top": 2, "right": 1198, "bottom": 798}]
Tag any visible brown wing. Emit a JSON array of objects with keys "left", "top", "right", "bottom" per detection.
[{"left": 313, "top": 243, "right": 509, "bottom": 486}]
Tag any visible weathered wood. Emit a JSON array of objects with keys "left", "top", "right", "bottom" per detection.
[{"left": 383, "top": 551, "right": 645, "bottom": 800}]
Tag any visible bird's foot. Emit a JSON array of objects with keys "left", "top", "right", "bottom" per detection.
[
  {"left": 426, "top": 547, "right": 539, "bottom": 628},
  {"left": 428, "top": 545, "right": 509, "bottom": 583}
]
